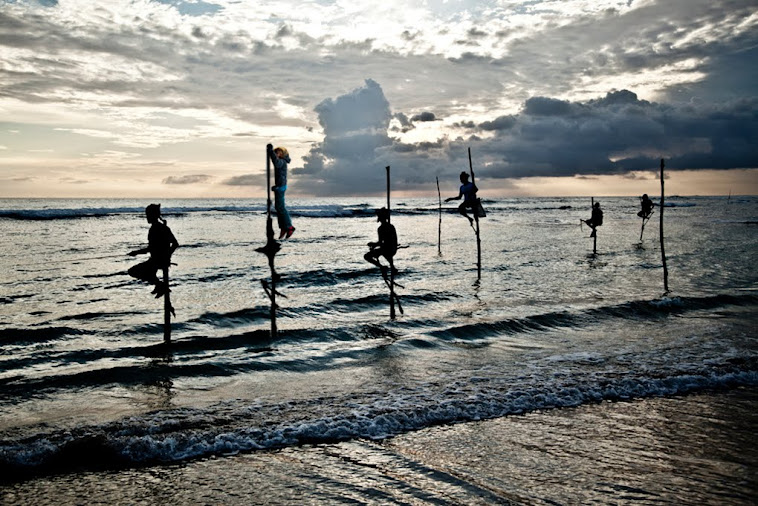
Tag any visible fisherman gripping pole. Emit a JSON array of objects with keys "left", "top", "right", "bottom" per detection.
[{"left": 256, "top": 144, "right": 283, "bottom": 337}]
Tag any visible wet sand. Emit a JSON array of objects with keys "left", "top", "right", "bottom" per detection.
[{"left": 3, "top": 388, "right": 756, "bottom": 505}]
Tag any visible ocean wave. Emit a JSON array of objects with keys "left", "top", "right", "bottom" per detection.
[
  {"left": 0, "top": 326, "right": 84, "bottom": 345},
  {"left": 1, "top": 362, "right": 756, "bottom": 481},
  {"left": 430, "top": 293, "right": 758, "bottom": 340}
]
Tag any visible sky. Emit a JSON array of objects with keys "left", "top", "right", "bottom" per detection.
[{"left": 1, "top": 0, "right": 757, "bottom": 198}]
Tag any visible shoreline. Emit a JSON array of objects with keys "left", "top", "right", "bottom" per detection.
[{"left": 3, "top": 387, "right": 756, "bottom": 505}]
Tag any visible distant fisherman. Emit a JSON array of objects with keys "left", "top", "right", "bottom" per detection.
[
  {"left": 638, "top": 194, "right": 656, "bottom": 219},
  {"left": 364, "top": 207, "right": 398, "bottom": 277},
  {"left": 267, "top": 143, "right": 295, "bottom": 240},
  {"left": 128, "top": 204, "right": 179, "bottom": 298},
  {"left": 584, "top": 201, "right": 603, "bottom": 238},
  {"left": 445, "top": 171, "right": 478, "bottom": 225}
]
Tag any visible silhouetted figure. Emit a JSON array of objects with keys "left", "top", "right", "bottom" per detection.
[
  {"left": 584, "top": 201, "right": 603, "bottom": 238},
  {"left": 128, "top": 204, "right": 179, "bottom": 298},
  {"left": 638, "top": 193, "right": 656, "bottom": 219},
  {"left": 445, "top": 171, "right": 479, "bottom": 225},
  {"left": 267, "top": 143, "right": 295, "bottom": 240},
  {"left": 364, "top": 207, "right": 398, "bottom": 276}
]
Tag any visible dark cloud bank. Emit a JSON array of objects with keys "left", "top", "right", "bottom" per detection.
[{"left": 293, "top": 80, "right": 758, "bottom": 195}]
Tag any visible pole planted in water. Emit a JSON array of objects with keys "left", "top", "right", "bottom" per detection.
[
  {"left": 386, "top": 165, "right": 397, "bottom": 319},
  {"left": 436, "top": 176, "right": 442, "bottom": 256},
  {"left": 467, "top": 147, "right": 482, "bottom": 283},
  {"left": 163, "top": 266, "right": 171, "bottom": 343},
  {"left": 659, "top": 158, "right": 669, "bottom": 292}
]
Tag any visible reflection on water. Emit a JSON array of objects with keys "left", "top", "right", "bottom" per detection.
[
  {"left": 3, "top": 390, "right": 755, "bottom": 505},
  {"left": 0, "top": 196, "right": 756, "bottom": 492}
]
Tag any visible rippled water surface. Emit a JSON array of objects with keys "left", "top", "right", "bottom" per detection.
[{"left": 1, "top": 196, "right": 756, "bottom": 502}]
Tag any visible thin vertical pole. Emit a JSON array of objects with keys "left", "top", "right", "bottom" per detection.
[
  {"left": 436, "top": 176, "right": 442, "bottom": 256},
  {"left": 267, "top": 150, "right": 278, "bottom": 336},
  {"left": 639, "top": 214, "right": 645, "bottom": 242},
  {"left": 163, "top": 266, "right": 171, "bottom": 343},
  {"left": 468, "top": 147, "right": 481, "bottom": 282},
  {"left": 591, "top": 197, "right": 597, "bottom": 255},
  {"left": 386, "top": 166, "right": 396, "bottom": 319},
  {"left": 385, "top": 166, "right": 391, "bottom": 222},
  {"left": 659, "top": 158, "right": 669, "bottom": 292}
]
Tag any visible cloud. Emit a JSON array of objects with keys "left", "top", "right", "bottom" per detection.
[
  {"left": 463, "top": 90, "right": 758, "bottom": 178},
  {"left": 292, "top": 82, "right": 758, "bottom": 195},
  {"left": 410, "top": 112, "right": 437, "bottom": 122},
  {"left": 1, "top": 0, "right": 757, "bottom": 197},
  {"left": 295, "top": 79, "right": 394, "bottom": 195},
  {"left": 162, "top": 174, "right": 213, "bottom": 185},
  {"left": 222, "top": 174, "right": 259, "bottom": 186}
]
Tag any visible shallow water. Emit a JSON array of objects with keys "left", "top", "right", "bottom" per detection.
[
  {"left": 2, "top": 390, "right": 755, "bottom": 505},
  {"left": 1, "top": 196, "right": 757, "bottom": 493}
]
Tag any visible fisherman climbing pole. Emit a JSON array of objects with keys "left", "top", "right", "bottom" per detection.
[
  {"left": 127, "top": 203, "right": 179, "bottom": 343},
  {"left": 255, "top": 144, "right": 286, "bottom": 337}
]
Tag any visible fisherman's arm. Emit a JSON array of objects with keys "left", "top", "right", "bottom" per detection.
[
  {"left": 169, "top": 231, "right": 179, "bottom": 256},
  {"left": 445, "top": 190, "right": 463, "bottom": 202}
]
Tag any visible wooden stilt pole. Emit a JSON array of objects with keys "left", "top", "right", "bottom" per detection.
[
  {"left": 640, "top": 211, "right": 646, "bottom": 242},
  {"left": 268, "top": 151, "right": 278, "bottom": 337},
  {"left": 255, "top": 147, "right": 281, "bottom": 337},
  {"left": 639, "top": 212, "right": 652, "bottom": 242},
  {"left": 467, "top": 148, "right": 481, "bottom": 283},
  {"left": 659, "top": 158, "right": 669, "bottom": 292},
  {"left": 591, "top": 197, "right": 597, "bottom": 255},
  {"left": 436, "top": 176, "right": 442, "bottom": 256},
  {"left": 386, "top": 166, "right": 396, "bottom": 319},
  {"left": 162, "top": 266, "right": 171, "bottom": 343}
]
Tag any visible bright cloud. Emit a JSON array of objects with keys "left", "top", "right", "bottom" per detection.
[{"left": 0, "top": 0, "right": 756, "bottom": 197}]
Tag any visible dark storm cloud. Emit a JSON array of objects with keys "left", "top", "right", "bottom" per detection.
[
  {"left": 479, "top": 115, "right": 517, "bottom": 131},
  {"left": 162, "top": 174, "right": 212, "bottom": 185},
  {"left": 410, "top": 112, "right": 437, "bottom": 122},
  {"left": 293, "top": 82, "right": 757, "bottom": 195},
  {"left": 466, "top": 90, "right": 758, "bottom": 178}
]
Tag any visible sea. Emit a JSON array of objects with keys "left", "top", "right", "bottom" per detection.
[{"left": 1, "top": 196, "right": 756, "bottom": 505}]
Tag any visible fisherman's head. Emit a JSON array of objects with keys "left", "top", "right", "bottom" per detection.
[
  {"left": 145, "top": 203, "right": 161, "bottom": 223},
  {"left": 594, "top": 202, "right": 600, "bottom": 209},
  {"left": 642, "top": 193, "right": 649, "bottom": 199},
  {"left": 376, "top": 207, "right": 390, "bottom": 222},
  {"left": 459, "top": 171, "right": 470, "bottom": 183},
  {"left": 274, "top": 147, "right": 289, "bottom": 159}
]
